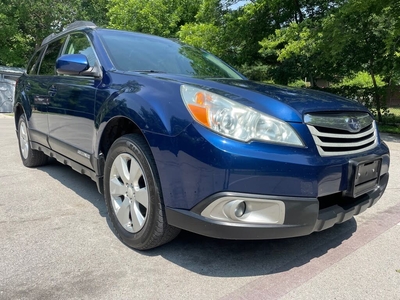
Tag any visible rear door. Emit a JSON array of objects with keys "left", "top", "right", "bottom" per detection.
[
  {"left": 47, "top": 32, "right": 100, "bottom": 169},
  {"left": 24, "top": 39, "right": 65, "bottom": 146}
]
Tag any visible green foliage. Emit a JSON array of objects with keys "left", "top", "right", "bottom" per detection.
[
  {"left": 1, "top": 0, "right": 399, "bottom": 121},
  {"left": 319, "top": 0, "right": 398, "bottom": 121},
  {"left": 258, "top": 21, "right": 321, "bottom": 85},
  {"left": 333, "top": 72, "right": 386, "bottom": 89},
  {"left": 0, "top": 0, "right": 109, "bottom": 67},
  {"left": 177, "top": 1, "right": 228, "bottom": 58},
  {"left": 380, "top": 107, "right": 400, "bottom": 129},
  {"left": 195, "top": 0, "right": 223, "bottom": 24},
  {"left": 178, "top": 23, "right": 224, "bottom": 57},
  {"left": 108, "top": 0, "right": 178, "bottom": 36},
  {"left": 255, "top": 0, "right": 399, "bottom": 120},
  {"left": 378, "top": 124, "right": 400, "bottom": 134},
  {"left": 80, "top": 0, "right": 110, "bottom": 26},
  {"left": 288, "top": 79, "right": 308, "bottom": 88},
  {"left": 239, "top": 63, "right": 272, "bottom": 82},
  {"left": 108, "top": 0, "right": 201, "bottom": 37}
]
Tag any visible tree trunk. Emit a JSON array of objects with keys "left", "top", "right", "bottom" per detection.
[
  {"left": 293, "top": 0, "right": 304, "bottom": 23},
  {"left": 370, "top": 70, "right": 382, "bottom": 122},
  {"left": 368, "top": 57, "right": 382, "bottom": 122},
  {"left": 309, "top": 73, "right": 315, "bottom": 87}
]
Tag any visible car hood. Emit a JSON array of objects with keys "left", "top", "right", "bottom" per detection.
[{"left": 146, "top": 73, "right": 370, "bottom": 123}]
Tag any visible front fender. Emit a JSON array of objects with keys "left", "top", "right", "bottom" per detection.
[
  {"left": 96, "top": 76, "right": 192, "bottom": 133},
  {"left": 94, "top": 78, "right": 193, "bottom": 159}
]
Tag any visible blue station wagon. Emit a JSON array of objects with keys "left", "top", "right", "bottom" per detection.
[{"left": 14, "top": 21, "right": 390, "bottom": 250}]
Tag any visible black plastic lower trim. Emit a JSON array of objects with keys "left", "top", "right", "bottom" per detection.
[
  {"left": 166, "top": 193, "right": 319, "bottom": 240},
  {"left": 166, "top": 207, "right": 316, "bottom": 240},
  {"left": 313, "top": 172, "right": 389, "bottom": 232},
  {"left": 165, "top": 173, "right": 389, "bottom": 240}
]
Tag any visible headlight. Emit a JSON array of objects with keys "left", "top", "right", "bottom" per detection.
[{"left": 180, "top": 85, "right": 304, "bottom": 146}]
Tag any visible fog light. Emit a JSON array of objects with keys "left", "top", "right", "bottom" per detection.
[
  {"left": 201, "top": 195, "right": 285, "bottom": 224},
  {"left": 234, "top": 201, "right": 246, "bottom": 218},
  {"left": 222, "top": 200, "right": 247, "bottom": 220}
]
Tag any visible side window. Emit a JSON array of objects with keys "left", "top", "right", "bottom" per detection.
[
  {"left": 26, "top": 49, "right": 44, "bottom": 75},
  {"left": 64, "top": 33, "right": 96, "bottom": 67},
  {"left": 38, "top": 38, "right": 65, "bottom": 76}
]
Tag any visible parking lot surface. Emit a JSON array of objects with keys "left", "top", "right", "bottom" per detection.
[{"left": 1, "top": 114, "right": 399, "bottom": 300}]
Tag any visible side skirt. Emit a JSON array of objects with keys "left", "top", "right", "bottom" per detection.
[{"left": 31, "top": 141, "right": 104, "bottom": 194}]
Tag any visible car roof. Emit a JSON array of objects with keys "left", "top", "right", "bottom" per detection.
[
  {"left": 41, "top": 21, "right": 175, "bottom": 47},
  {"left": 41, "top": 21, "right": 96, "bottom": 46}
]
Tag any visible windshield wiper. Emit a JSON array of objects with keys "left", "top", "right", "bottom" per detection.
[{"left": 133, "top": 70, "right": 165, "bottom": 73}]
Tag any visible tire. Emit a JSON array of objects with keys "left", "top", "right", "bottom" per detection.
[
  {"left": 104, "top": 134, "right": 180, "bottom": 250},
  {"left": 17, "top": 114, "right": 48, "bottom": 167}
]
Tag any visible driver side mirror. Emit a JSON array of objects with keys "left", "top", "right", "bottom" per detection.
[{"left": 56, "top": 54, "right": 101, "bottom": 78}]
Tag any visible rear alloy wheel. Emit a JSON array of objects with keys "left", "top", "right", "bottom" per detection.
[
  {"left": 17, "top": 114, "right": 48, "bottom": 167},
  {"left": 104, "top": 134, "right": 180, "bottom": 250}
]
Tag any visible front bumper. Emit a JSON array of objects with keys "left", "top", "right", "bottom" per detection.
[{"left": 166, "top": 173, "right": 389, "bottom": 239}]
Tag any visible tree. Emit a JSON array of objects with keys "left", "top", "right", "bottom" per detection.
[
  {"left": 258, "top": 0, "right": 399, "bottom": 119},
  {"left": 0, "top": 0, "right": 104, "bottom": 67},
  {"left": 178, "top": 0, "right": 228, "bottom": 60},
  {"left": 108, "top": 0, "right": 201, "bottom": 37},
  {"left": 0, "top": 2, "right": 26, "bottom": 66},
  {"left": 1, "top": 0, "right": 398, "bottom": 122},
  {"left": 318, "top": 0, "right": 398, "bottom": 121},
  {"left": 80, "top": 0, "right": 110, "bottom": 26}
]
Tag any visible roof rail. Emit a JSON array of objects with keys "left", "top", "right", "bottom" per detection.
[
  {"left": 41, "top": 21, "right": 97, "bottom": 46},
  {"left": 65, "top": 21, "right": 96, "bottom": 31}
]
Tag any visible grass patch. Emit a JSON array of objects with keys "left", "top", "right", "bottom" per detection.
[
  {"left": 378, "top": 107, "right": 400, "bottom": 134},
  {"left": 379, "top": 124, "right": 400, "bottom": 134},
  {"left": 389, "top": 107, "right": 400, "bottom": 115}
]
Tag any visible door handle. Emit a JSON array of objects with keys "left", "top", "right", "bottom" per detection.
[
  {"left": 34, "top": 96, "right": 50, "bottom": 105},
  {"left": 48, "top": 85, "right": 57, "bottom": 97}
]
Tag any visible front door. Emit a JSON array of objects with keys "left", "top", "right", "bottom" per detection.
[{"left": 47, "top": 33, "right": 100, "bottom": 169}]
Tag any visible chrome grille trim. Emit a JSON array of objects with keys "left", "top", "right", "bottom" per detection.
[
  {"left": 307, "top": 123, "right": 375, "bottom": 139},
  {"left": 304, "top": 112, "right": 374, "bottom": 132},
  {"left": 305, "top": 113, "right": 378, "bottom": 157}
]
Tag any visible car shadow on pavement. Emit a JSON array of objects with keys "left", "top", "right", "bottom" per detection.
[
  {"left": 37, "top": 158, "right": 108, "bottom": 218},
  {"left": 37, "top": 158, "right": 357, "bottom": 278},
  {"left": 144, "top": 219, "right": 357, "bottom": 277}
]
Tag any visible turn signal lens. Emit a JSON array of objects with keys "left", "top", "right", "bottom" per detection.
[{"left": 187, "top": 104, "right": 209, "bottom": 127}]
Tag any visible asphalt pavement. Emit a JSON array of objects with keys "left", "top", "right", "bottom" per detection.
[{"left": 0, "top": 113, "right": 399, "bottom": 300}]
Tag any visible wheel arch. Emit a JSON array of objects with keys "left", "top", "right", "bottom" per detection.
[
  {"left": 98, "top": 115, "right": 145, "bottom": 160},
  {"left": 14, "top": 103, "right": 24, "bottom": 130}
]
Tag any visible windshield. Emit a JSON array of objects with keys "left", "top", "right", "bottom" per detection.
[{"left": 99, "top": 29, "right": 243, "bottom": 79}]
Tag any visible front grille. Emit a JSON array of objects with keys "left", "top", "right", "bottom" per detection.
[{"left": 305, "top": 112, "right": 378, "bottom": 157}]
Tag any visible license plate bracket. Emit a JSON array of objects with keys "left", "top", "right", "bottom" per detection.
[{"left": 344, "top": 158, "right": 381, "bottom": 198}]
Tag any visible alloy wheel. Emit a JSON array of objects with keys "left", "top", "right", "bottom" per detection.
[{"left": 109, "top": 153, "right": 149, "bottom": 233}]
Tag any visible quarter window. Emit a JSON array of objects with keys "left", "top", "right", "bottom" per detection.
[
  {"left": 26, "top": 49, "right": 44, "bottom": 75},
  {"left": 38, "top": 38, "right": 65, "bottom": 76}
]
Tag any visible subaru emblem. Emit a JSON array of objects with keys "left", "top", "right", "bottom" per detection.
[{"left": 346, "top": 117, "right": 361, "bottom": 132}]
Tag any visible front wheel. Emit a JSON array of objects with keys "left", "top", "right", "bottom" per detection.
[
  {"left": 104, "top": 134, "right": 180, "bottom": 250},
  {"left": 17, "top": 114, "right": 48, "bottom": 167}
]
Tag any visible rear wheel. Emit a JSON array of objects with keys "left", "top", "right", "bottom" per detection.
[
  {"left": 104, "top": 134, "right": 180, "bottom": 250},
  {"left": 17, "top": 115, "right": 48, "bottom": 167}
]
